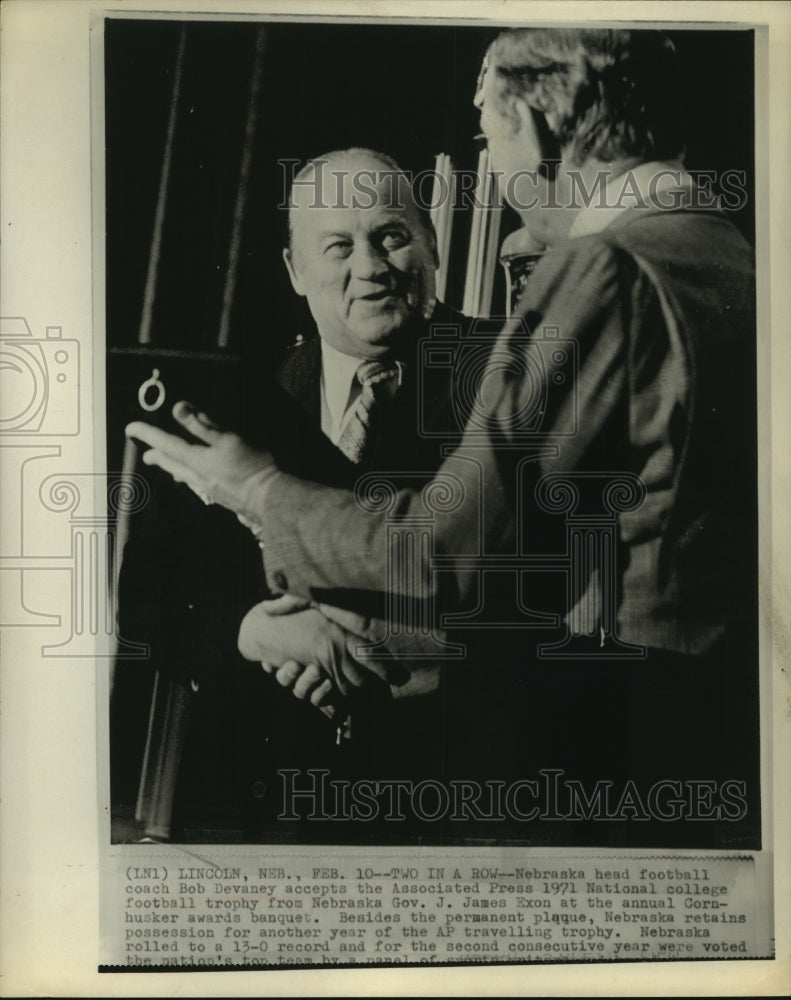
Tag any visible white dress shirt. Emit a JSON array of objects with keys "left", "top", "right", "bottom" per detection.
[{"left": 319, "top": 339, "right": 365, "bottom": 445}]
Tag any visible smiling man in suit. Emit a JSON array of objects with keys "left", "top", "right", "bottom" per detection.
[
  {"left": 222, "top": 148, "right": 474, "bottom": 812},
  {"left": 241, "top": 148, "right": 458, "bottom": 726},
  {"left": 119, "top": 147, "right": 468, "bottom": 841}
]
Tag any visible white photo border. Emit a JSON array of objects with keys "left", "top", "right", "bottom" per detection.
[{"left": 1, "top": 1, "right": 789, "bottom": 996}]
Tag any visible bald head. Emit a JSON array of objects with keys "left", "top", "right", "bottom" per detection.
[
  {"left": 283, "top": 149, "right": 438, "bottom": 359},
  {"left": 287, "top": 149, "right": 429, "bottom": 253}
]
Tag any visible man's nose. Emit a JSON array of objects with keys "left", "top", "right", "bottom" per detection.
[{"left": 349, "top": 240, "right": 389, "bottom": 281}]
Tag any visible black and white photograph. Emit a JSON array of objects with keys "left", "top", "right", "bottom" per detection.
[
  {"left": 1, "top": 0, "right": 789, "bottom": 993},
  {"left": 109, "top": 17, "right": 760, "bottom": 850}
]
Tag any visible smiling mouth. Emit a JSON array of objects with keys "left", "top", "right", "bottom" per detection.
[{"left": 358, "top": 289, "right": 400, "bottom": 302}]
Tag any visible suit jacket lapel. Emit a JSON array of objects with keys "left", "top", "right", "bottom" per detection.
[
  {"left": 276, "top": 335, "right": 365, "bottom": 485},
  {"left": 277, "top": 336, "right": 322, "bottom": 419}
]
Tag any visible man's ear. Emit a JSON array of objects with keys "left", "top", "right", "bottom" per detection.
[
  {"left": 513, "top": 96, "right": 561, "bottom": 163},
  {"left": 426, "top": 221, "right": 440, "bottom": 271},
  {"left": 513, "top": 97, "right": 563, "bottom": 179},
  {"left": 282, "top": 247, "right": 306, "bottom": 297}
]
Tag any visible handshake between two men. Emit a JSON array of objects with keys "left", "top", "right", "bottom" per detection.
[
  {"left": 127, "top": 400, "right": 415, "bottom": 728},
  {"left": 127, "top": 148, "right": 452, "bottom": 731}
]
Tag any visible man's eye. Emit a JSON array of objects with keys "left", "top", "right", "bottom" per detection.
[
  {"left": 324, "top": 241, "right": 352, "bottom": 257},
  {"left": 380, "top": 231, "right": 409, "bottom": 252}
]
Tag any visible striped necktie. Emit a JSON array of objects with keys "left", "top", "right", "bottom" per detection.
[{"left": 337, "top": 359, "right": 403, "bottom": 465}]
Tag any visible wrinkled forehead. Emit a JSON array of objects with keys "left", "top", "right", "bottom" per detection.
[
  {"left": 291, "top": 161, "right": 413, "bottom": 205},
  {"left": 289, "top": 161, "right": 422, "bottom": 242}
]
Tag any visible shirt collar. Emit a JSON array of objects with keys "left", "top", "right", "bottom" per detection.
[
  {"left": 568, "top": 160, "right": 696, "bottom": 239},
  {"left": 320, "top": 338, "right": 364, "bottom": 442}
]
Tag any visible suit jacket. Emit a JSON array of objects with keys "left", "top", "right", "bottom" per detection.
[
  {"left": 248, "top": 205, "right": 760, "bottom": 847},
  {"left": 258, "top": 206, "right": 756, "bottom": 659}
]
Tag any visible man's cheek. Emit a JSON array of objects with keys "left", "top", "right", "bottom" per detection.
[{"left": 389, "top": 246, "right": 422, "bottom": 271}]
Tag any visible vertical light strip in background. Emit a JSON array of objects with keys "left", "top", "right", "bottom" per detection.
[
  {"left": 217, "top": 25, "right": 267, "bottom": 349},
  {"left": 137, "top": 24, "right": 187, "bottom": 347}
]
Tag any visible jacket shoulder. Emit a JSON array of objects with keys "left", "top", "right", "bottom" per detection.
[{"left": 606, "top": 209, "right": 754, "bottom": 281}]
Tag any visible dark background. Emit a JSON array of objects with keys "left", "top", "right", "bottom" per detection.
[
  {"left": 105, "top": 19, "right": 755, "bottom": 367},
  {"left": 106, "top": 18, "right": 758, "bottom": 846}
]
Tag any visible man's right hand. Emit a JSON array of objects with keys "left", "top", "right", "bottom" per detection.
[
  {"left": 126, "top": 400, "right": 279, "bottom": 522},
  {"left": 238, "top": 598, "right": 380, "bottom": 696}
]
